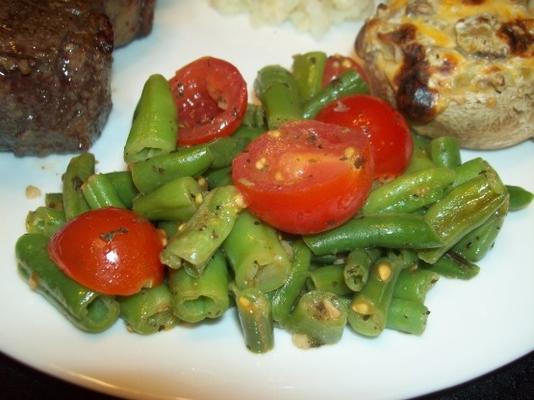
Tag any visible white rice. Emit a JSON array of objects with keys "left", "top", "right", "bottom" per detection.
[{"left": 209, "top": 0, "right": 375, "bottom": 36}]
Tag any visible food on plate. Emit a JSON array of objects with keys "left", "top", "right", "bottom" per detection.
[
  {"left": 232, "top": 120, "right": 374, "bottom": 234},
  {"left": 355, "top": 0, "right": 534, "bottom": 149},
  {"left": 315, "top": 94, "right": 413, "bottom": 181},
  {"left": 103, "top": 0, "right": 156, "bottom": 47},
  {"left": 0, "top": 0, "right": 113, "bottom": 156},
  {"left": 0, "top": 0, "right": 156, "bottom": 156},
  {"left": 169, "top": 57, "right": 248, "bottom": 146},
  {"left": 48, "top": 207, "right": 165, "bottom": 296},
  {"left": 209, "top": 0, "right": 374, "bottom": 36},
  {"left": 15, "top": 53, "right": 532, "bottom": 352}
]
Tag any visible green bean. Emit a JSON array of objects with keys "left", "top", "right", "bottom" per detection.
[
  {"left": 236, "top": 287, "right": 274, "bottom": 353},
  {"left": 386, "top": 298, "right": 429, "bottom": 335},
  {"left": 132, "top": 176, "right": 202, "bottom": 222},
  {"left": 452, "top": 157, "right": 492, "bottom": 188},
  {"left": 157, "top": 220, "right": 179, "bottom": 239},
  {"left": 160, "top": 185, "right": 244, "bottom": 271},
  {"left": 168, "top": 251, "right": 230, "bottom": 323},
  {"left": 131, "top": 145, "right": 214, "bottom": 194},
  {"left": 309, "top": 265, "right": 352, "bottom": 296},
  {"left": 292, "top": 51, "right": 327, "bottom": 102},
  {"left": 82, "top": 174, "right": 126, "bottom": 209},
  {"left": 207, "top": 126, "right": 264, "bottom": 169},
  {"left": 104, "top": 171, "right": 139, "bottom": 209},
  {"left": 310, "top": 254, "right": 344, "bottom": 265},
  {"left": 118, "top": 284, "right": 177, "bottom": 335},
  {"left": 242, "top": 103, "right": 266, "bottom": 129},
  {"left": 25, "top": 207, "right": 66, "bottom": 237},
  {"left": 205, "top": 166, "right": 232, "bottom": 189},
  {"left": 271, "top": 240, "right": 311, "bottom": 326},
  {"left": 44, "top": 193, "right": 64, "bottom": 211},
  {"left": 124, "top": 74, "right": 178, "bottom": 163},
  {"left": 393, "top": 268, "right": 439, "bottom": 303},
  {"left": 362, "top": 167, "right": 456, "bottom": 215},
  {"left": 302, "top": 70, "right": 368, "bottom": 119},
  {"left": 405, "top": 132, "right": 434, "bottom": 173},
  {"left": 343, "top": 248, "right": 374, "bottom": 292},
  {"left": 62, "top": 153, "right": 95, "bottom": 220},
  {"left": 303, "top": 214, "right": 442, "bottom": 256},
  {"left": 418, "top": 173, "right": 507, "bottom": 264},
  {"left": 506, "top": 185, "right": 533, "bottom": 211},
  {"left": 254, "top": 65, "right": 302, "bottom": 129},
  {"left": 421, "top": 252, "right": 480, "bottom": 280},
  {"left": 288, "top": 290, "right": 348, "bottom": 347},
  {"left": 223, "top": 211, "right": 291, "bottom": 293},
  {"left": 429, "top": 136, "right": 461, "bottom": 168},
  {"left": 348, "top": 254, "right": 404, "bottom": 337},
  {"left": 16, "top": 234, "right": 119, "bottom": 333},
  {"left": 452, "top": 201, "right": 508, "bottom": 262}
]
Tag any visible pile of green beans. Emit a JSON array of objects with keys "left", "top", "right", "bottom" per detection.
[{"left": 15, "top": 53, "right": 532, "bottom": 352}]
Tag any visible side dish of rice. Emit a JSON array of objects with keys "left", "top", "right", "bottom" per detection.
[{"left": 209, "top": 0, "right": 375, "bottom": 36}]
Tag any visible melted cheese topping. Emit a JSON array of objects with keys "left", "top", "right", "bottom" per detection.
[
  {"left": 437, "top": 0, "right": 528, "bottom": 20},
  {"left": 362, "top": 0, "right": 533, "bottom": 116}
]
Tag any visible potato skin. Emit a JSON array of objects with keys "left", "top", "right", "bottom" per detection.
[{"left": 355, "top": 0, "right": 534, "bottom": 149}]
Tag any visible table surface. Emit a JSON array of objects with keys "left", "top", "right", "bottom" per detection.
[{"left": 1, "top": 350, "right": 532, "bottom": 400}]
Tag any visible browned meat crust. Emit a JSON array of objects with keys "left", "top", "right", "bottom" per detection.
[
  {"left": 0, "top": 0, "right": 114, "bottom": 156},
  {"left": 103, "top": 0, "right": 156, "bottom": 48}
]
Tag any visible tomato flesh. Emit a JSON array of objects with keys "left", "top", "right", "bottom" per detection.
[
  {"left": 322, "top": 55, "right": 368, "bottom": 87},
  {"left": 169, "top": 56, "right": 247, "bottom": 145},
  {"left": 316, "top": 94, "right": 412, "bottom": 181},
  {"left": 232, "top": 120, "right": 374, "bottom": 234},
  {"left": 48, "top": 208, "right": 165, "bottom": 296}
]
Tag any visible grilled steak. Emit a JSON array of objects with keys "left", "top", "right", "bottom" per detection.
[
  {"left": 0, "top": 0, "right": 156, "bottom": 157},
  {"left": 104, "top": 0, "right": 156, "bottom": 48},
  {"left": 0, "top": 0, "right": 113, "bottom": 156}
]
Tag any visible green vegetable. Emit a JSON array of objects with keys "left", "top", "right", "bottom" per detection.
[
  {"left": 254, "top": 65, "right": 302, "bottom": 129},
  {"left": 16, "top": 234, "right": 120, "bottom": 333},
  {"left": 292, "top": 51, "right": 327, "bottom": 102},
  {"left": 223, "top": 211, "right": 291, "bottom": 293},
  {"left": 124, "top": 74, "right": 178, "bottom": 163},
  {"left": 304, "top": 214, "right": 442, "bottom": 256},
  {"left": 236, "top": 287, "right": 274, "bottom": 353},
  {"left": 62, "top": 153, "right": 95, "bottom": 220},
  {"left": 160, "top": 185, "right": 244, "bottom": 272},
  {"left": 118, "top": 284, "right": 177, "bottom": 335},
  {"left": 302, "top": 70, "right": 368, "bottom": 119},
  {"left": 168, "top": 251, "right": 230, "bottom": 323},
  {"left": 132, "top": 176, "right": 202, "bottom": 222}
]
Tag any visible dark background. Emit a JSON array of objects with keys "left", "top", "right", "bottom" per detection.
[{"left": 1, "top": 349, "right": 532, "bottom": 400}]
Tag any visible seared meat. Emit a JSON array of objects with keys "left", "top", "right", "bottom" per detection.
[
  {"left": 103, "top": 0, "right": 156, "bottom": 48},
  {"left": 0, "top": 0, "right": 114, "bottom": 156}
]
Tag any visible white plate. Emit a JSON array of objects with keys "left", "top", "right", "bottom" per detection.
[{"left": 1, "top": 1, "right": 533, "bottom": 399}]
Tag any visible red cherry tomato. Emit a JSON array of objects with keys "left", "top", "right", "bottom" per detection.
[
  {"left": 322, "top": 55, "right": 368, "bottom": 87},
  {"left": 48, "top": 208, "right": 165, "bottom": 296},
  {"left": 316, "top": 95, "right": 413, "bottom": 181},
  {"left": 232, "top": 120, "right": 374, "bottom": 234},
  {"left": 169, "top": 56, "right": 247, "bottom": 146}
]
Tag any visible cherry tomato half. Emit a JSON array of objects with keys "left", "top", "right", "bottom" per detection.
[
  {"left": 232, "top": 120, "right": 374, "bottom": 234},
  {"left": 48, "top": 208, "right": 165, "bottom": 296},
  {"left": 316, "top": 95, "right": 413, "bottom": 181},
  {"left": 169, "top": 56, "right": 247, "bottom": 146},
  {"left": 322, "top": 55, "right": 368, "bottom": 87}
]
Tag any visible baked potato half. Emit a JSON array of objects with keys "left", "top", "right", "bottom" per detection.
[{"left": 355, "top": 0, "right": 533, "bottom": 149}]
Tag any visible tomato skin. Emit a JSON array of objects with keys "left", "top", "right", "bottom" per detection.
[
  {"left": 232, "top": 120, "right": 374, "bottom": 234},
  {"left": 316, "top": 95, "right": 412, "bottom": 180},
  {"left": 169, "top": 56, "right": 247, "bottom": 146},
  {"left": 322, "top": 55, "right": 368, "bottom": 87},
  {"left": 48, "top": 208, "right": 165, "bottom": 296}
]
